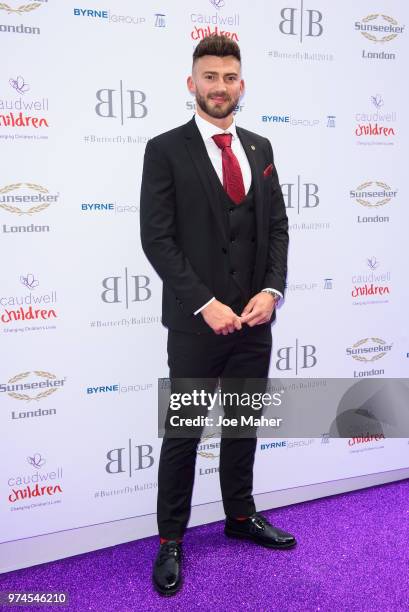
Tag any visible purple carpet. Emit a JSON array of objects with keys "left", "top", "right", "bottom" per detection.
[{"left": 1, "top": 479, "right": 409, "bottom": 611}]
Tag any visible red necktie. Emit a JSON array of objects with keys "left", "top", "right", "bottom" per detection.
[{"left": 212, "top": 133, "right": 246, "bottom": 205}]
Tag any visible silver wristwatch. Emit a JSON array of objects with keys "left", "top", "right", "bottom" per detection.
[{"left": 261, "top": 289, "right": 281, "bottom": 303}]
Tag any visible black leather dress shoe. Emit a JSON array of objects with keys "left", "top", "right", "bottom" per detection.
[
  {"left": 152, "top": 541, "right": 182, "bottom": 596},
  {"left": 225, "top": 513, "right": 296, "bottom": 549}
]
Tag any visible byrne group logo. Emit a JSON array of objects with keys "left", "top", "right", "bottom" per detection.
[
  {"left": 190, "top": 7, "right": 239, "bottom": 42},
  {"left": 0, "top": 370, "right": 66, "bottom": 402},
  {"left": 260, "top": 439, "right": 315, "bottom": 451},
  {"left": 7, "top": 453, "right": 63, "bottom": 508},
  {"left": 81, "top": 201, "right": 139, "bottom": 215},
  {"left": 86, "top": 381, "right": 152, "bottom": 395},
  {"left": 73, "top": 7, "right": 145, "bottom": 26},
  {"left": 351, "top": 257, "right": 391, "bottom": 305},
  {"left": 285, "top": 276, "right": 334, "bottom": 294},
  {"left": 1, "top": 273, "right": 58, "bottom": 332},
  {"left": 261, "top": 113, "right": 321, "bottom": 128}
]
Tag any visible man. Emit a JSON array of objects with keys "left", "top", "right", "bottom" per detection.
[{"left": 140, "top": 35, "right": 296, "bottom": 596}]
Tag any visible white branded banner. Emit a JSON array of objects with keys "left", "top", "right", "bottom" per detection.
[{"left": 1, "top": 0, "right": 408, "bottom": 571}]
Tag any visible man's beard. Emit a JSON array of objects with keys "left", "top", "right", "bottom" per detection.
[{"left": 195, "top": 90, "right": 239, "bottom": 119}]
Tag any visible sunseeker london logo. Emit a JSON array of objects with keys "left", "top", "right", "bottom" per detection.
[
  {"left": 350, "top": 179, "right": 396, "bottom": 225},
  {"left": 0, "top": 370, "right": 66, "bottom": 402},
  {"left": 350, "top": 180, "right": 397, "bottom": 207},
  {"left": 1, "top": 182, "right": 59, "bottom": 234},
  {"left": 346, "top": 338, "right": 392, "bottom": 377},
  {"left": 0, "top": 183, "right": 59, "bottom": 214},
  {"left": 356, "top": 14, "right": 405, "bottom": 60},
  {"left": 0, "top": 1, "right": 46, "bottom": 37}
]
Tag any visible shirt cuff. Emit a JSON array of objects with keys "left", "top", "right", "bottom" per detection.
[
  {"left": 262, "top": 288, "right": 283, "bottom": 300},
  {"left": 194, "top": 296, "right": 215, "bottom": 315}
]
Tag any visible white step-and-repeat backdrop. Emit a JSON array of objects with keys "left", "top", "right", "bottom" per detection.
[{"left": 1, "top": 0, "right": 408, "bottom": 571}]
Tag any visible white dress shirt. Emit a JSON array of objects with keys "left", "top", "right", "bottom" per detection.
[{"left": 192, "top": 113, "right": 283, "bottom": 315}]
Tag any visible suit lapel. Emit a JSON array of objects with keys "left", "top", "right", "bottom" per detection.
[
  {"left": 236, "top": 127, "right": 264, "bottom": 249},
  {"left": 183, "top": 118, "right": 228, "bottom": 243}
]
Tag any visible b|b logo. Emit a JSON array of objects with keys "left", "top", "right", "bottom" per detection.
[{"left": 279, "top": 3, "right": 323, "bottom": 42}]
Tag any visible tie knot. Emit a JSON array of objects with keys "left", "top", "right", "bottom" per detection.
[{"left": 212, "top": 133, "right": 232, "bottom": 150}]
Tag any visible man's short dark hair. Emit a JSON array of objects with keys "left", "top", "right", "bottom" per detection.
[{"left": 193, "top": 35, "right": 241, "bottom": 65}]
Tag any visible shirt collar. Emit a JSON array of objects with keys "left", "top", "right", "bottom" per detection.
[{"left": 194, "top": 113, "right": 238, "bottom": 143}]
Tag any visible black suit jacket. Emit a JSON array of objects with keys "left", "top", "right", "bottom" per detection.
[{"left": 140, "top": 117, "right": 288, "bottom": 333}]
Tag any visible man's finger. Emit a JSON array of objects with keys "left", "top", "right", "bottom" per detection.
[
  {"left": 233, "top": 317, "right": 242, "bottom": 331},
  {"left": 241, "top": 298, "right": 256, "bottom": 316},
  {"left": 241, "top": 309, "right": 261, "bottom": 323},
  {"left": 248, "top": 315, "right": 265, "bottom": 327}
]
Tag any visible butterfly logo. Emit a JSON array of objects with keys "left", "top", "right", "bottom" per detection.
[
  {"left": 209, "top": 0, "right": 225, "bottom": 9},
  {"left": 367, "top": 257, "right": 379, "bottom": 270},
  {"left": 20, "top": 273, "right": 39, "bottom": 290},
  {"left": 27, "top": 453, "right": 46, "bottom": 469},
  {"left": 9, "top": 76, "right": 30, "bottom": 95},
  {"left": 370, "top": 94, "right": 383, "bottom": 109}
]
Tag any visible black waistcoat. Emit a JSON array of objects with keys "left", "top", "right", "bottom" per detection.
[{"left": 217, "top": 181, "right": 257, "bottom": 313}]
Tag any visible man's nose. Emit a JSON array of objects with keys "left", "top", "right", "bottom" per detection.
[{"left": 214, "top": 77, "right": 227, "bottom": 89}]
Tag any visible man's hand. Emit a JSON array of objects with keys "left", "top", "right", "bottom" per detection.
[
  {"left": 201, "top": 299, "right": 242, "bottom": 335},
  {"left": 240, "top": 292, "right": 276, "bottom": 327}
]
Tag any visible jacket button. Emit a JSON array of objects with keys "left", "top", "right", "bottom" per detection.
[
  {"left": 230, "top": 236, "right": 235, "bottom": 243},
  {"left": 229, "top": 207, "right": 235, "bottom": 213},
  {"left": 222, "top": 247, "right": 227, "bottom": 254},
  {"left": 230, "top": 269, "right": 236, "bottom": 276}
]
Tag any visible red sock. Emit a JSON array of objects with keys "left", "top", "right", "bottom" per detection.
[
  {"left": 234, "top": 516, "right": 249, "bottom": 521},
  {"left": 160, "top": 537, "right": 182, "bottom": 544}
]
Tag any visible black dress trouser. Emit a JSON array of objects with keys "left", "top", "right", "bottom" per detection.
[{"left": 157, "top": 323, "right": 272, "bottom": 539}]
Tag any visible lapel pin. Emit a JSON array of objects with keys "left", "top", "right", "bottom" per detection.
[{"left": 251, "top": 145, "right": 256, "bottom": 150}]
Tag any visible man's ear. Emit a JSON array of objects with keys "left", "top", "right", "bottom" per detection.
[
  {"left": 240, "top": 78, "right": 245, "bottom": 97},
  {"left": 187, "top": 75, "right": 196, "bottom": 95}
]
